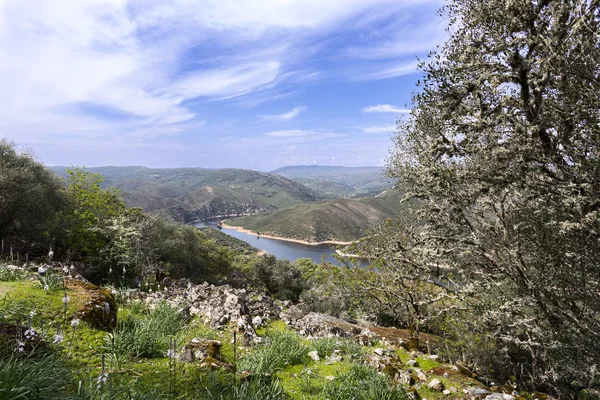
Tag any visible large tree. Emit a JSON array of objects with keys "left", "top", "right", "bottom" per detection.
[
  {"left": 387, "top": 0, "right": 599, "bottom": 394},
  {"left": 0, "top": 139, "right": 66, "bottom": 252}
]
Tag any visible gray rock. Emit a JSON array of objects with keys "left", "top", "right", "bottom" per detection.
[
  {"left": 374, "top": 348, "right": 385, "bottom": 356},
  {"left": 428, "top": 378, "right": 444, "bottom": 391},
  {"left": 308, "top": 350, "right": 320, "bottom": 361},
  {"left": 485, "top": 394, "right": 515, "bottom": 400},
  {"left": 407, "top": 359, "right": 419, "bottom": 367},
  {"left": 466, "top": 387, "right": 492, "bottom": 398}
]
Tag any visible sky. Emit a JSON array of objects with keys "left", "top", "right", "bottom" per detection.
[{"left": 0, "top": 0, "right": 447, "bottom": 170}]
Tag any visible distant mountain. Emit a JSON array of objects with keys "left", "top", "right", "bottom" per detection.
[
  {"left": 271, "top": 165, "right": 394, "bottom": 197},
  {"left": 50, "top": 166, "right": 323, "bottom": 222},
  {"left": 226, "top": 190, "right": 403, "bottom": 243}
]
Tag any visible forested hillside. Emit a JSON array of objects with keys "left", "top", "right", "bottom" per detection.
[{"left": 50, "top": 166, "right": 323, "bottom": 223}]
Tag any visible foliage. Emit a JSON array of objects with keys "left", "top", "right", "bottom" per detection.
[
  {"left": 62, "top": 167, "right": 125, "bottom": 259},
  {"left": 197, "top": 371, "right": 286, "bottom": 400},
  {"left": 0, "top": 266, "right": 27, "bottom": 282},
  {"left": 247, "top": 255, "right": 308, "bottom": 301},
  {"left": 384, "top": 0, "right": 600, "bottom": 394},
  {"left": 0, "top": 139, "right": 67, "bottom": 253}
]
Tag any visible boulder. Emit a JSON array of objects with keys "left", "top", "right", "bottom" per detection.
[
  {"left": 308, "top": 350, "right": 320, "bottom": 361},
  {"left": 428, "top": 378, "right": 444, "bottom": 392},
  {"left": 178, "top": 338, "right": 222, "bottom": 363},
  {"left": 69, "top": 279, "right": 118, "bottom": 331}
]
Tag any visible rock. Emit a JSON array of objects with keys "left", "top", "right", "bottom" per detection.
[
  {"left": 325, "top": 376, "right": 335, "bottom": 381},
  {"left": 443, "top": 390, "right": 451, "bottom": 396},
  {"left": 456, "top": 362, "right": 477, "bottom": 378},
  {"left": 397, "top": 371, "right": 414, "bottom": 386},
  {"left": 252, "top": 315, "right": 263, "bottom": 327},
  {"left": 485, "top": 394, "right": 515, "bottom": 400},
  {"left": 374, "top": 348, "right": 385, "bottom": 356},
  {"left": 416, "top": 369, "right": 427, "bottom": 382},
  {"left": 466, "top": 387, "right": 492, "bottom": 399},
  {"left": 308, "top": 350, "right": 320, "bottom": 361},
  {"left": 71, "top": 279, "right": 118, "bottom": 331},
  {"left": 178, "top": 338, "right": 222, "bottom": 363},
  {"left": 407, "top": 359, "right": 419, "bottom": 367},
  {"left": 326, "top": 350, "right": 342, "bottom": 363},
  {"left": 427, "top": 355, "right": 439, "bottom": 361},
  {"left": 428, "top": 378, "right": 444, "bottom": 392}
]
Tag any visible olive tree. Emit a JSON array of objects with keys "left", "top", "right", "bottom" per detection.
[{"left": 386, "top": 0, "right": 599, "bottom": 394}]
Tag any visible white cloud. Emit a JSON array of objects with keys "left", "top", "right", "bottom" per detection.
[
  {"left": 362, "top": 125, "right": 396, "bottom": 134},
  {"left": 260, "top": 106, "right": 306, "bottom": 121},
  {"left": 363, "top": 104, "right": 411, "bottom": 114}
]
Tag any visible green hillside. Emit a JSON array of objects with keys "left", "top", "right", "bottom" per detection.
[
  {"left": 50, "top": 166, "right": 323, "bottom": 222},
  {"left": 226, "top": 191, "right": 402, "bottom": 243},
  {"left": 271, "top": 165, "right": 395, "bottom": 197}
]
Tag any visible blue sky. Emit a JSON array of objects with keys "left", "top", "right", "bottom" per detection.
[{"left": 0, "top": 0, "right": 446, "bottom": 170}]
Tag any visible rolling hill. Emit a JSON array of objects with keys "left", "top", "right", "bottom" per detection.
[
  {"left": 271, "top": 165, "right": 395, "bottom": 198},
  {"left": 225, "top": 190, "right": 403, "bottom": 243},
  {"left": 50, "top": 166, "right": 323, "bottom": 222}
]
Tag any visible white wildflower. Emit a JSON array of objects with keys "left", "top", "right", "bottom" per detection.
[
  {"left": 24, "top": 328, "right": 37, "bottom": 340},
  {"left": 38, "top": 267, "right": 46, "bottom": 275},
  {"left": 62, "top": 265, "right": 69, "bottom": 274},
  {"left": 70, "top": 264, "right": 75, "bottom": 271},
  {"left": 16, "top": 341, "right": 25, "bottom": 352},
  {"left": 71, "top": 318, "right": 80, "bottom": 328},
  {"left": 97, "top": 372, "right": 109, "bottom": 386},
  {"left": 63, "top": 293, "right": 70, "bottom": 304},
  {"left": 29, "top": 310, "right": 37, "bottom": 318},
  {"left": 166, "top": 349, "right": 176, "bottom": 359},
  {"left": 53, "top": 334, "right": 63, "bottom": 344},
  {"left": 43, "top": 284, "right": 49, "bottom": 292},
  {"left": 108, "top": 267, "right": 112, "bottom": 274}
]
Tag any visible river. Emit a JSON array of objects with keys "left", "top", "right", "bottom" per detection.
[{"left": 194, "top": 220, "right": 356, "bottom": 264}]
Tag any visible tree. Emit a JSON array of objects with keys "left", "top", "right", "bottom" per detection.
[
  {"left": 0, "top": 139, "right": 67, "bottom": 252},
  {"left": 62, "top": 167, "right": 125, "bottom": 258},
  {"left": 386, "top": 0, "right": 599, "bottom": 394}
]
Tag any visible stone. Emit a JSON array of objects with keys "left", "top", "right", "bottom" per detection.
[
  {"left": 71, "top": 279, "right": 118, "bottom": 331},
  {"left": 179, "top": 338, "right": 222, "bottom": 362},
  {"left": 252, "top": 315, "right": 263, "bottom": 327},
  {"left": 407, "top": 359, "right": 419, "bottom": 367},
  {"left": 428, "top": 378, "right": 444, "bottom": 392},
  {"left": 308, "top": 350, "right": 320, "bottom": 361},
  {"left": 416, "top": 369, "right": 427, "bottom": 382},
  {"left": 325, "top": 376, "right": 335, "bottom": 381},
  {"left": 485, "top": 394, "right": 515, "bottom": 400},
  {"left": 326, "top": 350, "right": 342, "bottom": 363},
  {"left": 397, "top": 371, "right": 414, "bottom": 386},
  {"left": 374, "top": 348, "right": 385, "bottom": 356},
  {"left": 443, "top": 390, "right": 451, "bottom": 396},
  {"left": 466, "top": 387, "right": 492, "bottom": 398}
]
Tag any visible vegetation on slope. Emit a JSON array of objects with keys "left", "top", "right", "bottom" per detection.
[
  {"left": 226, "top": 191, "right": 403, "bottom": 243},
  {"left": 271, "top": 165, "right": 394, "bottom": 198},
  {"left": 51, "top": 166, "right": 324, "bottom": 223}
]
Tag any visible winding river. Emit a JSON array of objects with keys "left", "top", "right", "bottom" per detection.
[{"left": 194, "top": 220, "right": 351, "bottom": 264}]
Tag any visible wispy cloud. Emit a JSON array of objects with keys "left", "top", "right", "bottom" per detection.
[
  {"left": 260, "top": 106, "right": 306, "bottom": 121},
  {"left": 362, "top": 125, "right": 396, "bottom": 134},
  {"left": 363, "top": 104, "right": 411, "bottom": 114}
]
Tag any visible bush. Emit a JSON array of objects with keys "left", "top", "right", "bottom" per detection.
[
  {"left": 247, "top": 256, "right": 307, "bottom": 301},
  {"left": 309, "top": 337, "right": 363, "bottom": 359},
  {"left": 0, "top": 266, "right": 27, "bottom": 282},
  {"left": 322, "top": 364, "right": 405, "bottom": 400}
]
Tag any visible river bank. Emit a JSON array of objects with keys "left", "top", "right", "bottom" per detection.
[{"left": 220, "top": 222, "right": 354, "bottom": 247}]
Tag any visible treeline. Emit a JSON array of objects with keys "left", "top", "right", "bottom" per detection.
[{"left": 0, "top": 139, "right": 235, "bottom": 284}]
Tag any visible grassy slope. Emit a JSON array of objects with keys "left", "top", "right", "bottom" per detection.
[{"left": 226, "top": 191, "right": 402, "bottom": 243}]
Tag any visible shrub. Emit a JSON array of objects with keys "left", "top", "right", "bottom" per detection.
[
  {"left": 322, "top": 364, "right": 405, "bottom": 400},
  {"left": 238, "top": 331, "right": 309, "bottom": 376}
]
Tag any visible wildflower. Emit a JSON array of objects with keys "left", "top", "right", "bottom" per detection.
[
  {"left": 70, "top": 264, "right": 75, "bottom": 271},
  {"left": 43, "top": 284, "right": 49, "bottom": 292},
  {"left": 108, "top": 267, "right": 112, "bottom": 274},
  {"left": 71, "top": 318, "right": 80, "bottom": 328},
  {"left": 97, "top": 372, "right": 109, "bottom": 386},
  {"left": 62, "top": 293, "right": 70, "bottom": 305},
  {"left": 38, "top": 266, "right": 47, "bottom": 275},
  {"left": 48, "top": 249, "right": 54, "bottom": 259},
  {"left": 53, "top": 334, "right": 63, "bottom": 344},
  {"left": 166, "top": 348, "right": 176, "bottom": 359},
  {"left": 24, "top": 328, "right": 37, "bottom": 340},
  {"left": 16, "top": 341, "right": 25, "bottom": 352},
  {"left": 122, "top": 267, "right": 126, "bottom": 275},
  {"left": 62, "top": 265, "right": 69, "bottom": 274},
  {"left": 29, "top": 310, "right": 37, "bottom": 318}
]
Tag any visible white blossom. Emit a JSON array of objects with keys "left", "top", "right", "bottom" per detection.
[{"left": 53, "top": 334, "right": 63, "bottom": 344}]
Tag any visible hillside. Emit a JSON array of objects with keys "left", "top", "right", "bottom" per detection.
[
  {"left": 50, "top": 166, "right": 323, "bottom": 222},
  {"left": 226, "top": 191, "right": 402, "bottom": 243},
  {"left": 271, "top": 165, "right": 395, "bottom": 197}
]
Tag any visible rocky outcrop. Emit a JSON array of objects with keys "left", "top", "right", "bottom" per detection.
[
  {"left": 141, "top": 280, "right": 281, "bottom": 344},
  {"left": 68, "top": 279, "right": 118, "bottom": 331}
]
